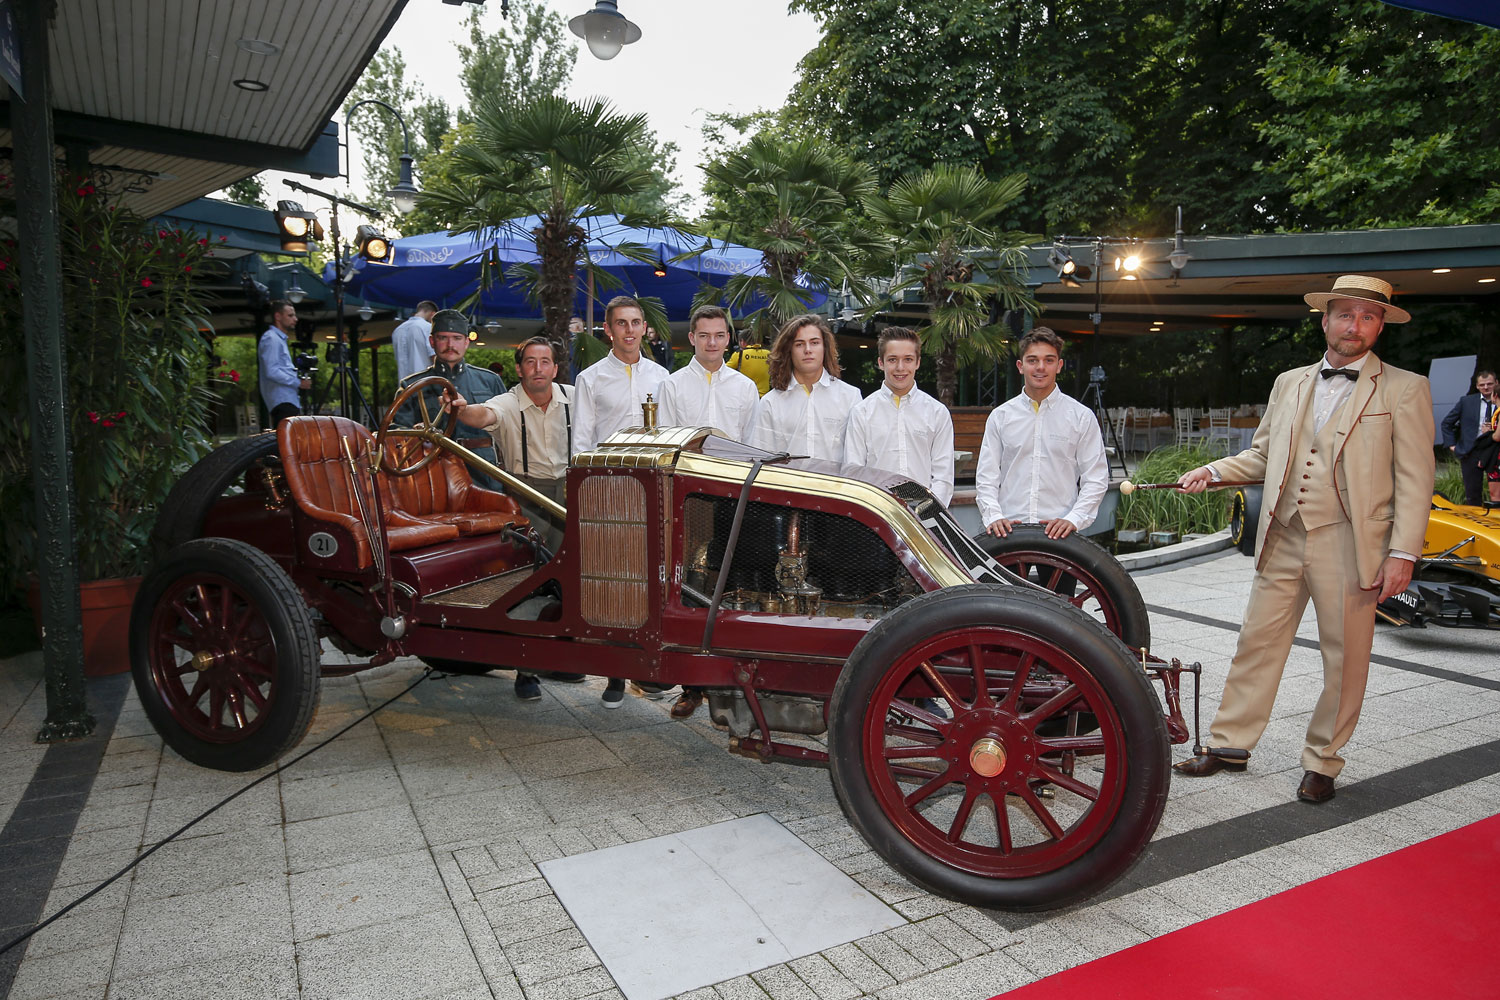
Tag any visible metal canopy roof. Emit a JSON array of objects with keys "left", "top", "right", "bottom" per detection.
[
  {"left": 1, "top": 0, "right": 406, "bottom": 215},
  {"left": 1020, "top": 225, "right": 1500, "bottom": 337}
]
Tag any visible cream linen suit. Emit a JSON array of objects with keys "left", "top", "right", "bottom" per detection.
[{"left": 1208, "top": 352, "right": 1434, "bottom": 775}]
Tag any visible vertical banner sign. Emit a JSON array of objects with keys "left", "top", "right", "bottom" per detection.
[{"left": 0, "top": 0, "right": 20, "bottom": 101}]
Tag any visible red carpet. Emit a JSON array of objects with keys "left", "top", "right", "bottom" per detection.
[{"left": 998, "top": 813, "right": 1500, "bottom": 999}]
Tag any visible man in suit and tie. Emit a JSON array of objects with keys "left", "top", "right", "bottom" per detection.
[
  {"left": 1440, "top": 370, "right": 1500, "bottom": 505},
  {"left": 1174, "top": 275, "right": 1434, "bottom": 803}
]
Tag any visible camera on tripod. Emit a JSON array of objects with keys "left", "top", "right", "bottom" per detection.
[
  {"left": 325, "top": 342, "right": 353, "bottom": 364},
  {"left": 292, "top": 342, "right": 319, "bottom": 378},
  {"left": 1089, "top": 365, "right": 1107, "bottom": 385}
]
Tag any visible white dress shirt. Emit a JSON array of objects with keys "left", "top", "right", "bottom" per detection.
[
  {"left": 975, "top": 387, "right": 1109, "bottom": 530},
  {"left": 843, "top": 384, "right": 955, "bottom": 506},
  {"left": 747, "top": 372, "right": 862, "bottom": 463},
  {"left": 656, "top": 357, "right": 760, "bottom": 440},
  {"left": 571, "top": 351, "right": 669, "bottom": 456},
  {"left": 1314, "top": 354, "right": 1368, "bottom": 432},
  {"left": 473, "top": 383, "right": 573, "bottom": 480}
]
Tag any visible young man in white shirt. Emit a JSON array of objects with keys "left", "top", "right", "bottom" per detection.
[
  {"left": 572, "top": 296, "right": 670, "bottom": 457},
  {"left": 657, "top": 305, "right": 759, "bottom": 440},
  {"left": 976, "top": 327, "right": 1108, "bottom": 539},
  {"left": 746, "top": 314, "right": 861, "bottom": 463},
  {"left": 843, "top": 326, "right": 955, "bottom": 506},
  {"left": 570, "top": 296, "right": 669, "bottom": 708}
]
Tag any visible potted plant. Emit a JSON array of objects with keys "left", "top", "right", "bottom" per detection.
[{"left": 0, "top": 173, "right": 221, "bottom": 673}]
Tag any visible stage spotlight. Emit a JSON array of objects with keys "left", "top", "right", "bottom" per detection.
[
  {"left": 274, "top": 200, "right": 318, "bottom": 253},
  {"left": 356, "top": 225, "right": 392, "bottom": 262},
  {"left": 1047, "top": 246, "right": 1077, "bottom": 277}
]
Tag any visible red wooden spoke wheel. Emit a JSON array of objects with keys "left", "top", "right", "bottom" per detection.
[
  {"left": 829, "top": 586, "right": 1168, "bottom": 910},
  {"left": 976, "top": 525, "right": 1151, "bottom": 649},
  {"left": 131, "top": 538, "right": 320, "bottom": 771}
]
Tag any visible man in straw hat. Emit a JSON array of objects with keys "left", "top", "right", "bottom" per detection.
[{"left": 1173, "top": 275, "right": 1433, "bottom": 803}]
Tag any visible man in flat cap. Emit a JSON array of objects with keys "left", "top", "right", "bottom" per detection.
[
  {"left": 1173, "top": 275, "right": 1433, "bottom": 803},
  {"left": 394, "top": 309, "right": 505, "bottom": 490}
]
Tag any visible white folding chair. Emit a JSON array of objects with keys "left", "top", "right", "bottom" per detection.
[
  {"left": 1205, "top": 407, "right": 1234, "bottom": 454},
  {"left": 1173, "top": 408, "right": 1206, "bottom": 448}
]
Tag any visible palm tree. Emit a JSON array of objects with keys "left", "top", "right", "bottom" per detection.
[
  {"left": 694, "top": 134, "right": 879, "bottom": 339},
  {"left": 863, "top": 165, "right": 1038, "bottom": 406},
  {"left": 418, "top": 94, "right": 672, "bottom": 372}
]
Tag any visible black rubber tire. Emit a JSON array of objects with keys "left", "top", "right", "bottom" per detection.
[
  {"left": 828, "top": 585, "right": 1170, "bottom": 911},
  {"left": 130, "top": 538, "right": 321, "bottom": 771},
  {"left": 149, "top": 433, "right": 280, "bottom": 559},
  {"left": 976, "top": 525, "right": 1150, "bottom": 649},
  {"left": 1229, "top": 486, "right": 1262, "bottom": 557}
]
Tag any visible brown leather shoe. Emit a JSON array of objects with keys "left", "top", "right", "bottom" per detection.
[
  {"left": 1173, "top": 753, "right": 1248, "bottom": 777},
  {"left": 670, "top": 689, "right": 704, "bottom": 719},
  {"left": 1297, "top": 770, "right": 1336, "bottom": 803}
]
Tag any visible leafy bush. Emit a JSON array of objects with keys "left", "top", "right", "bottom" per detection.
[
  {"left": 1117, "top": 445, "right": 1231, "bottom": 535},
  {"left": 0, "top": 175, "right": 221, "bottom": 588}
]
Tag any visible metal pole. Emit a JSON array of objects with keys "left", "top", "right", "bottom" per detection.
[{"left": 14, "top": 0, "right": 95, "bottom": 739}]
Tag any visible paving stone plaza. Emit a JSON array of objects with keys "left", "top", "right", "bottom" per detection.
[{"left": 2, "top": 544, "right": 1496, "bottom": 1000}]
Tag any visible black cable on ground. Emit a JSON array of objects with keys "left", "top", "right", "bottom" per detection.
[{"left": 0, "top": 666, "right": 435, "bottom": 958}]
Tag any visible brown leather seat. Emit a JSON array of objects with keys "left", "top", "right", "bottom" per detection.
[
  {"left": 384, "top": 438, "right": 527, "bottom": 537},
  {"left": 278, "top": 416, "right": 458, "bottom": 568}
]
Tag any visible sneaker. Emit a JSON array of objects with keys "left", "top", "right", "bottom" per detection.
[
  {"left": 602, "top": 678, "right": 626, "bottom": 710},
  {"left": 514, "top": 674, "right": 541, "bottom": 702}
]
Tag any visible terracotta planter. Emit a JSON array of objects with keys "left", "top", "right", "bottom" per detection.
[{"left": 27, "top": 576, "right": 143, "bottom": 677}]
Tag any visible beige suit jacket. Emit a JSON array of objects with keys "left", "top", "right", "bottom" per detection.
[{"left": 1214, "top": 353, "right": 1434, "bottom": 589}]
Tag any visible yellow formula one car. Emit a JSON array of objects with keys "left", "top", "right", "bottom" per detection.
[{"left": 1229, "top": 489, "right": 1500, "bottom": 630}]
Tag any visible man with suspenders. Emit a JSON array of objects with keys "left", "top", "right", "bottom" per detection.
[{"left": 447, "top": 335, "right": 577, "bottom": 700}]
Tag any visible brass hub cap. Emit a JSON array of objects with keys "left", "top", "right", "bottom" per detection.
[
  {"left": 969, "top": 737, "right": 1008, "bottom": 778},
  {"left": 191, "top": 649, "right": 218, "bottom": 673}
]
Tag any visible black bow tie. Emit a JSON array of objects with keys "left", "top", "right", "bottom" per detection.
[{"left": 1320, "top": 368, "right": 1358, "bottom": 381}]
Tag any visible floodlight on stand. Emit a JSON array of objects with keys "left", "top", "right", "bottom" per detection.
[
  {"left": 386, "top": 153, "right": 420, "bottom": 215},
  {"left": 355, "top": 224, "right": 392, "bottom": 262},
  {"left": 569, "top": 0, "right": 641, "bottom": 60},
  {"left": 1122, "top": 253, "right": 1141, "bottom": 272},
  {"left": 1047, "top": 246, "right": 1077, "bottom": 276},
  {"left": 274, "top": 200, "right": 318, "bottom": 253}
]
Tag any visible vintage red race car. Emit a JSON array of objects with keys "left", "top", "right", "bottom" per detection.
[{"left": 130, "top": 377, "right": 1195, "bottom": 910}]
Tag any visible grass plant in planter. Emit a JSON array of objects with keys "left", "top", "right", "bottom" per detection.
[
  {"left": 0, "top": 174, "right": 222, "bottom": 671},
  {"left": 1117, "top": 445, "right": 1232, "bottom": 540}
]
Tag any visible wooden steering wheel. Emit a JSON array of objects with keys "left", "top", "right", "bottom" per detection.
[{"left": 376, "top": 375, "right": 461, "bottom": 476}]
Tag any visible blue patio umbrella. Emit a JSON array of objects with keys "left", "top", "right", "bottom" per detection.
[{"left": 326, "top": 214, "right": 825, "bottom": 320}]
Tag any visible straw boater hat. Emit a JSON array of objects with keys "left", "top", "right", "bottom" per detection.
[{"left": 1303, "top": 274, "right": 1410, "bottom": 324}]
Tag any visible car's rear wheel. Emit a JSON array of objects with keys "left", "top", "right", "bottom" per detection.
[
  {"left": 149, "top": 433, "right": 281, "bottom": 559},
  {"left": 828, "top": 585, "right": 1169, "bottom": 910},
  {"left": 131, "top": 538, "right": 320, "bottom": 771}
]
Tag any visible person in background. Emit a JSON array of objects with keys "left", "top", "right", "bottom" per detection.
[
  {"left": 258, "top": 299, "right": 310, "bottom": 426},
  {"left": 394, "top": 309, "right": 505, "bottom": 490},
  {"left": 727, "top": 328, "right": 772, "bottom": 396},
  {"left": 570, "top": 296, "right": 670, "bottom": 708},
  {"left": 843, "top": 326, "right": 955, "bottom": 506},
  {"left": 646, "top": 326, "right": 673, "bottom": 371},
  {"left": 1172, "top": 275, "right": 1434, "bottom": 805},
  {"left": 446, "top": 335, "right": 581, "bottom": 702},
  {"left": 976, "top": 327, "right": 1107, "bottom": 540},
  {"left": 1440, "top": 369, "right": 1500, "bottom": 506},
  {"left": 654, "top": 305, "right": 760, "bottom": 719},
  {"left": 746, "top": 315, "right": 860, "bottom": 463},
  {"left": 392, "top": 300, "right": 437, "bottom": 382}
]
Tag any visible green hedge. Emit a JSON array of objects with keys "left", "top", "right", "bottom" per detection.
[{"left": 1117, "top": 445, "right": 1231, "bottom": 535}]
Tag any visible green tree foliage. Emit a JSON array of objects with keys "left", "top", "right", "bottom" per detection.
[
  {"left": 696, "top": 133, "right": 879, "bottom": 338},
  {"left": 418, "top": 95, "right": 673, "bottom": 372},
  {"left": 1255, "top": 0, "right": 1500, "bottom": 228},
  {"left": 222, "top": 175, "right": 269, "bottom": 209},
  {"left": 862, "top": 165, "right": 1037, "bottom": 405},
  {"left": 786, "top": 0, "right": 1500, "bottom": 236},
  {"left": 457, "top": 0, "right": 574, "bottom": 114}
]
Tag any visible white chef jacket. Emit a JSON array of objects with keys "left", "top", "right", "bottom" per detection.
[
  {"left": 975, "top": 387, "right": 1108, "bottom": 530},
  {"left": 843, "top": 384, "right": 955, "bottom": 506},
  {"left": 747, "top": 372, "right": 862, "bottom": 463},
  {"left": 571, "top": 351, "right": 669, "bottom": 456},
  {"left": 656, "top": 357, "right": 759, "bottom": 440}
]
